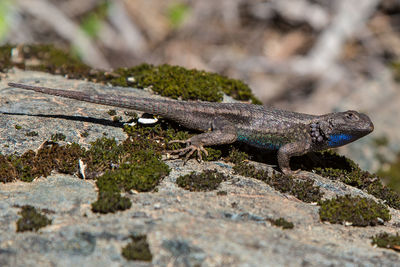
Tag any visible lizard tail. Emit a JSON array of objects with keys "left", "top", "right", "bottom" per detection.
[{"left": 7, "top": 82, "right": 184, "bottom": 116}]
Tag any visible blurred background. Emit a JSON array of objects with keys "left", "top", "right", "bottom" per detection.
[{"left": 2, "top": 0, "right": 400, "bottom": 189}]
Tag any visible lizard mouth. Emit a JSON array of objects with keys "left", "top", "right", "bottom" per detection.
[
  {"left": 368, "top": 121, "right": 374, "bottom": 133},
  {"left": 360, "top": 113, "right": 374, "bottom": 133}
]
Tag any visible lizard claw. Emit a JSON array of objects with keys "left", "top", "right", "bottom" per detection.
[{"left": 166, "top": 141, "right": 208, "bottom": 163}]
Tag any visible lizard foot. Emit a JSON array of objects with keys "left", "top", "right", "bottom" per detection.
[{"left": 166, "top": 141, "right": 208, "bottom": 163}]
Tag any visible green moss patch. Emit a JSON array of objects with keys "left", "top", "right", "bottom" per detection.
[
  {"left": 9, "top": 142, "right": 83, "bottom": 182},
  {"left": 268, "top": 217, "right": 294, "bottom": 229},
  {"left": 91, "top": 191, "right": 131, "bottom": 214},
  {"left": 0, "top": 122, "right": 172, "bottom": 214},
  {"left": 225, "top": 148, "right": 249, "bottom": 165},
  {"left": 233, "top": 161, "right": 323, "bottom": 203},
  {"left": 371, "top": 232, "right": 400, "bottom": 252},
  {"left": 291, "top": 150, "right": 400, "bottom": 210},
  {"left": 122, "top": 235, "right": 153, "bottom": 262},
  {"left": 112, "top": 64, "right": 260, "bottom": 103},
  {"left": 0, "top": 155, "right": 17, "bottom": 183},
  {"left": 16, "top": 205, "right": 52, "bottom": 232},
  {"left": 319, "top": 195, "right": 390, "bottom": 227},
  {"left": 25, "top": 131, "right": 39, "bottom": 137},
  {"left": 176, "top": 170, "right": 229, "bottom": 191},
  {"left": 51, "top": 133, "right": 66, "bottom": 142},
  {"left": 86, "top": 132, "right": 169, "bottom": 213}
]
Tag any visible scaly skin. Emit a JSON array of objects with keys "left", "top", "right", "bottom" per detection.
[{"left": 7, "top": 82, "right": 374, "bottom": 174}]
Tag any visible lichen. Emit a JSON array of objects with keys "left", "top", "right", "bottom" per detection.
[
  {"left": 319, "top": 195, "right": 391, "bottom": 227},
  {"left": 16, "top": 205, "right": 52, "bottom": 232},
  {"left": 121, "top": 235, "right": 153, "bottom": 262}
]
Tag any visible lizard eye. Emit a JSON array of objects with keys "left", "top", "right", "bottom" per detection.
[{"left": 345, "top": 111, "right": 359, "bottom": 121}]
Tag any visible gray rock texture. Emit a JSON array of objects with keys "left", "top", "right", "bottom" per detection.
[{"left": 0, "top": 70, "right": 399, "bottom": 266}]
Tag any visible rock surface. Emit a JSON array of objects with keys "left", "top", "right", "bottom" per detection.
[{"left": 0, "top": 70, "right": 399, "bottom": 266}]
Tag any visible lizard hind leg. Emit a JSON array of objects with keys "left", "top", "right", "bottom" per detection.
[{"left": 166, "top": 123, "right": 237, "bottom": 163}]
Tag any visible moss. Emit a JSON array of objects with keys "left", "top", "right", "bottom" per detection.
[
  {"left": 0, "top": 119, "right": 170, "bottom": 215},
  {"left": 204, "top": 147, "right": 222, "bottom": 161},
  {"left": 176, "top": 170, "right": 228, "bottom": 191},
  {"left": 112, "top": 116, "right": 122, "bottom": 122},
  {"left": 9, "top": 142, "right": 83, "bottom": 182},
  {"left": 122, "top": 235, "right": 153, "bottom": 262},
  {"left": 225, "top": 148, "right": 249, "bottom": 165},
  {"left": 25, "top": 131, "right": 38, "bottom": 137},
  {"left": 303, "top": 150, "right": 400, "bottom": 210},
  {"left": 51, "top": 133, "right": 66, "bottom": 142},
  {"left": 319, "top": 195, "right": 391, "bottom": 227},
  {"left": 80, "top": 131, "right": 89, "bottom": 138},
  {"left": 371, "top": 232, "right": 400, "bottom": 251},
  {"left": 95, "top": 150, "right": 170, "bottom": 193},
  {"left": 107, "top": 109, "right": 117, "bottom": 116},
  {"left": 87, "top": 136, "right": 169, "bottom": 213},
  {"left": 91, "top": 191, "right": 131, "bottom": 214},
  {"left": 217, "top": 190, "right": 228, "bottom": 196},
  {"left": 233, "top": 161, "right": 323, "bottom": 203},
  {"left": 111, "top": 63, "right": 261, "bottom": 103},
  {"left": 83, "top": 137, "right": 124, "bottom": 177},
  {"left": 16, "top": 205, "right": 52, "bottom": 232},
  {"left": 268, "top": 218, "right": 294, "bottom": 229},
  {"left": 0, "top": 154, "right": 17, "bottom": 183}
]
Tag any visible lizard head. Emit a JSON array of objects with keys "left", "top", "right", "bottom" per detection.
[{"left": 314, "top": 110, "right": 374, "bottom": 148}]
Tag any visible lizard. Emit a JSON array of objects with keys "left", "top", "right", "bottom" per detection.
[{"left": 7, "top": 82, "right": 374, "bottom": 175}]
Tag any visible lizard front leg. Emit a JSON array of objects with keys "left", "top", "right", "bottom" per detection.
[
  {"left": 167, "top": 122, "right": 237, "bottom": 162},
  {"left": 277, "top": 141, "right": 311, "bottom": 175}
]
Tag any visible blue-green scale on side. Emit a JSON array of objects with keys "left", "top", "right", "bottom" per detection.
[{"left": 237, "top": 134, "right": 282, "bottom": 150}]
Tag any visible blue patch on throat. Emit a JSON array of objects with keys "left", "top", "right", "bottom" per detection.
[{"left": 328, "top": 134, "right": 352, "bottom": 147}]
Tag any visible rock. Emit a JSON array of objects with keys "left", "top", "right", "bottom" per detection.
[{"left": 0, "top": 70, "right": 399, "bottom": 266}]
